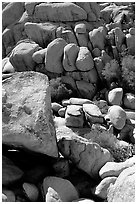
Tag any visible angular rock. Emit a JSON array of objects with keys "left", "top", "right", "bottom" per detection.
[
  {"left": 76, "top": 81, "right": 96, "bottom": 100},
  {"left": 58, "top": 133, "right": 113, "bottom": 178},
  {"left": 45, "top": 38, "right": 67, "bottom": 74},
  {"left": 76, "top": 47, "right": 94, "bottom": 71},
  {"left": 2, "top": 72, "right": 58, "bottom": 157},
  {"left": 99, "top": 156, "right": 135, "bottom": 179},
  {"left": 91, "top": 177, "right": 117, "bottom": 199},
  {"left": 33, "top": 3, "right": 87, "bottom": 22},
  {"left": 107, "top": 165, "right": 135, "bottom": 202},
  {"left": 83, "top": 103, "right": 104, "bottom": 125},
  {"left": 43, "top": 176, "right": 79, "bottom": 202},
  {"left": 107, "top": 88, "right": 123, "bottom": 106},
  {"left": 107, "top": 105, "right": 126, "bottom": 130},
  {"left": 9, "top": 39, "right": 40, "bottom": 72},
  {"left": 2, "top": 156, "right": 23, "bottom": 185},
  {"left": 63, "top": 43, "right": 79, "bottom": 72},
  {"left": 123, "top": 93, "right": 135, "bottom": 110},
  {"left": 65, "top": 105, "right": 84, "bottom": 128}
]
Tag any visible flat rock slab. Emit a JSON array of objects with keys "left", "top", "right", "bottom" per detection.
[{"left": 2, "top": 71, "right": 58, "bottom": 157}]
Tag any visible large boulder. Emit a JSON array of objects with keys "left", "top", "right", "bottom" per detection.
[
  {"left": 45, "top": 38, "right": 67, "bottom": 74},
  {"left": 33, "top": 3, "right": 87, "bottom": 22},
  {"left": 2, "top": 72, "right": 58, "bottom": 157},
  {"left": 107, "top": 165, "right": 135, "bottom": 202}
]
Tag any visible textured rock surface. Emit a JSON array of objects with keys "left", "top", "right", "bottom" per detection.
[
  {"left": 43, "top": 176, "right": 79, "bottom": 202},
  {"left": 2, "top": 72, "right": 58, "bottom": 157}
]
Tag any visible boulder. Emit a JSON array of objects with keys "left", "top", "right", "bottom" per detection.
[
  {"left": 56, "top": 28, "right": 77, "bottom": 45},
  {"left": 107, "top": 165, "right": 135, "bottom": 202},
  {"left": 33, "top": 3, "right": 87, "bottom": 22},
  {"left": 76, "top": 47, "right": 94, "bottom": 71},
  {"left": 65, "top": 105, "right": 84, "bottom": 128},
  {"left": 2, "top": 57, "right": 15, "bottom": 73},
  {"left": 58, "top": 107, "right": 66, "bottom": 118},
  {"left": 45, "top": 38, "right": 67, "bottom": 74},
  {"left": 2, "top": 72, "right": 58, "bottom": 157},
  {"left": 125, "top": 110, "right": 135, "bottom": 120},
  {"left": 2, "top": 156, "right": 23, "bottom": 185},
  {"left": 76, "top": 33, "right": 89, "bottom": 47},
  {"left": 107, "top": 105, "right": 126, "bottom": 130},
  {"left": 74, "top": 22, "right": 87, "bottom": 34},
  {"left": 80, "top": 69, "right": 98, "bottom": 84},
  {"left": 83, "top": 103, "right": 104, "bottom": 125},
  {"left": 43, "top": 176, "right": 79, "bottom": 202},
  {"left": 107, "top": 87, "right": 123, "bottom": 106},
  {"left": 32, "top": 48, "right": 47, "bottom": 64},
  {"left": 23, "top": 183, "right": 39, "bottom": 201},
  {"left": 76, "top": 81, "right": 96, "bottom": 100},
  {"left": 45, "top": 187, "right": 62, "bottom": 202},
  {"left": 2, "top": 190, "right": 15, "bottom": 202},
  {"left": 99, "top": 156, "right": 135, "bottom": 179},
  {"left": 51, "top": 102, "right": 63, "bottom": 113},
  {"left": 91, "top": 177, "right": 117, "bottom": 199},
  {"left": 9, "top": 39, "right": 40, "bottom": 72},
  {"left": 69, "top": 98, "right": 93, "bottom": 105},
  {"left": 63, "top": 43, "right": 79, "bottom": 72},
  {"left": 61, "top": 75, "right": 77, "bottom": 91},
  {"left": 92, "top": 48, "right": 101, "bottom": 57},
  {"left": 123, "top": 93, "right": 135, "bottom": 110},
  {"left": 25, "top": 2, "right": 39, "bottom": 16}
]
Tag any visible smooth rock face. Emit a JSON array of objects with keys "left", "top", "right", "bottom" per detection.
[
  {"left": 123, "top": 93, "right": 135, "bottom": 110},
  {"left": 107, "top": 105, "right": 126, "bottom": 130},
  {"left": 45, "top": 38, "right": 67, "bottom": 74},
  {"left": 107, "top": 165, "right": 135, "bottom": 202},
  {"left": 43, "top": 176, "right": 79, "bottom": 202},
  {"left": 107, "top": 87, "right": 123, "bottom": 106},
  {"left": 2, "top": 71, "right": 58, "bottom": 157},
  {"left": 2, "top": 156, "right": 23, "bottom": 185},
  {"left": 99, "top": 156, "right": 135, "bottom": 179}
]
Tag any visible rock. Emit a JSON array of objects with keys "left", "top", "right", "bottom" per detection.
[
  {"left": 62, "top": 99, "right": 71, "bottom": 107},
  {"left": 100, "top": 5, "right": 116, "bottom": 24},
  {"left": 43, "top": 176, "right": 79, "bottom": 202},
  {"left": 53, "top": 158, "right": 70, "bottom": 178},
  {"left": 99, "top": 156, "right": 135, "bottom": 179},
  {"left": 76, "top": 81, "right": 96, "bottom": 100},
  {"left": 65, "top": 105, "right": 84, "bottom": 128},
  {"left": 94, "top": 57, "right": 104, "bottom": 80},
  {"left": 9, "top": 39, "right": 40, "bottom": 72},
  {"left": 2, "top": 190, "right": 15, "bottom": 202},
  {"left": 94, "top": 100, "right": 108, "bottom": 114},
  {"left": 73, "top": 198, "right": 95, "bottom": 202},
  {"left": 76, "top": 47, "right": 94, "bottom": 71},
  {"left": 126, "top": 32, "right": 135, "bottom": 55},
  {"left": 2, "top": 2, "right": 25, "bottom": 30},
  {"left": 57, "top": 132, "right": 113, "bottom": 178},
  {"left": 2, "top": 193, "right": 8, "bottom": 202},
  {"left": 33, "top": 3, "right": 87, "bottom": 22},
  {"left": 63, "top": 43, "right": 80, "bottom": 72},
  {"left": 117, "top": 122, "right": 134, "bottom": 142},
  {"left": 107, "top": 105, "right": 126, "bottom": 130},
  {"left": 2, "top": 72, "right": 58, "bottom": 157},
  {"left": 32, "top": 48, "right": 47, "bottom": 64},
  {"left": 58, "top": 107, "right": 66, "bottom": 118},
  {"left": 69, "top": 98, "right": 93, "bottom": 105},
  {"left": 91, "top": 177, "right": 117, "bottom": 199},
  {"left": 2, "top": 57, "right": 15, "bottom": 73},
  {"left": 56, "top": 28, "right": 77, "bottom": 45},
  {"left": 114, "top": 27, "right": 125, "bottom": 52},
  {"left": 23, "top": 183, "right": 39, "bottom": 201},
  {"left": 74, "top": 22, "right": 87, "bottom": 34},
  {"left": 83, "top": 103, "right": 104, "bottom": 125},
  {"left": 123, "top": 93, "right": 135, "bottom": 110},
  {"left": 76, "top": 33, "right": 89, "bottom": 47},
  {"left": 45, "top": 38, "right": 67, "bottom": 74},
  {"left": 80, "top": 69, "right": 98, "bottom": 84},
  {"left": 107, "top": 165, "right": 135, "bottom": 202},
  {"left": 107, "top": 88, "right": 123, "bottom": 106},
  {"left": 101, "top": 50, "right": 112, "bottom": 65},
  {"left": 2, "top": 156, "right": 23, "bottom": 185},
  {"left": 61, "top": 75, "right": 77, "bottom": 91},
  {"left": 25, "top": 2, "right": 39, "bottom": 16},
  {"left": 89, "top": 26, "right": 107, "bottom": 50},
  {"left": 125, "top": 110, "right": 135, "bottom": 120},
  {"left": 129, "top": 27, "right": 135, "bottom": 35},
  {"left": 45, "top": 187, "right": 62, "bottom": 202},
  {"left": 92, "top": 48, "right": 101, "bottom": 57},
  {"left": 52, "top": 102, "right": 63, "bottom": 113}
]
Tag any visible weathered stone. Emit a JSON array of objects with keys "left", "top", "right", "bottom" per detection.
[
  {"left": 66, "top": 71, "right": 81, "bottom": 81},
  {"left": 45, "top": 38, "right": 67, "bottom": 74},
  {"left": 76, "top": 33, "right": 89, "bottom": 47},
  {"left": 123, "top": 93, "right": 135, "bottom": 110},
  {"left": 33, "top": 3, "right": 87, "bottom": 22},
  {"left": 92, "top": 48, "right": 101, "bottom": 57},
  {"left": 25, "top": 2, "right": 39, "bottom": 16},
  {"left": 74, "top": 22, "right": 87, "bottom": 34},
  {"left": 2, "top": 190, "right": 15, "bottom": 202},
  {"left": 2, "top": 72, "right": 58, "bottom": 157},
  {"left": 107, "top": 105, "right": 126, "bottom": 130},
  {"left": 9, "top": 39, "right": 40, "bottom": 72},
  {"left": 2, "top": 156, "right": 23, "bottom": 185},
  {"left": 117, "top": 122, "right": 134, "bottom": 142},
  {"left": 83, "top": 103, "right": 104, "bottom": 125},
  {"left": 56, "top": 28, "right": 77, "bottom": 45},
  {"left": 129, "top": 27, "right": 135, "bottom": 35},
  {"left": 76, "top": 47, "right": 94, "bottom": 71},
  {"left": 2, "top": 57, "right": 15, "bottom": 73},
  {"left": 91, "top": 177, "right": 117, "bottom": 199},
  {"left": 107, "top": 88, "right": 123, "bottom": 106},
  {"left": 94, "top": 100, "right": 108, "bottom": 114},
  {"left": 65, "top": 105, "right": 84, "bottom": 128},
  {"left": 99, "top": 156, "right": 135, "bottom": 179},
  {"left": 51, "top": 102, "right": 63, "bottom": 113},
  {"left": 76, "top": 81, "right": 96, "bottom": 100},
  {"left": 63, "top": 43, "right": 79, "bottom": 72},
  {"left": 43, "top": 176, "right": 79, "bottom": 202},
  {"left": 58, "top": 107, "right": 66, "bottom": 118},
  {"left": 69, "top": 98, "right": 93, "bottom": 106},
  {"left": 100, "top": 4, "right": 116, "bottom": 24},
  {"left": 107, "top": 165, "right": 135, "bottom": 202},
  {"left": 32, "top": 48, "right": 47, "bottom": 64},
  {"left": 53, "top": 158, "right": 70, "bottom": 178}
]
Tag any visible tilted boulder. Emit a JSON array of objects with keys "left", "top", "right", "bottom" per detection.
[{"left": 2, "top": 71, "right": 58, "bottom": 157}]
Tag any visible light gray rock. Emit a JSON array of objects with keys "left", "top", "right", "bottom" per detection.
[
  {"left": 99, "top": 156, "right": 135, "bottom": 179},
  {"left": 69, "top": 98, "right": 93, "bottom": 105},
  {"left": 32, "top": 48, "right": 47, "bottom": 64},
  {"left": 45, "top": 187, "right": 62, "bottom": 202},
  {"left": 74, "top": 22, "right": 87, "bottom": 34},
  {"left": 45, "top": 38, "right": 67, "bottom": 74},
  {"left": 2, "top": 72, "right": 58, "bottom": 157},
  {"left": 107, "top": 165, "right": 135, "bottom": 202},
  {"left": 2, "top": 57, "right": 15, "bottom": 73},
  {"left": 107, "top": 87, "right": 123, "bottom": 106},
  {"left": 76, "top": 33, "right": 89, "bottom": 47},
  {"left": 123, "top": 93, "right": 135, "bottom": 110},
  {"left": 43, "top": 176, "right": 79, "bottom": 202},
  {"left": 125, "top": 110, "right": 135, "bottom": 120}
]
